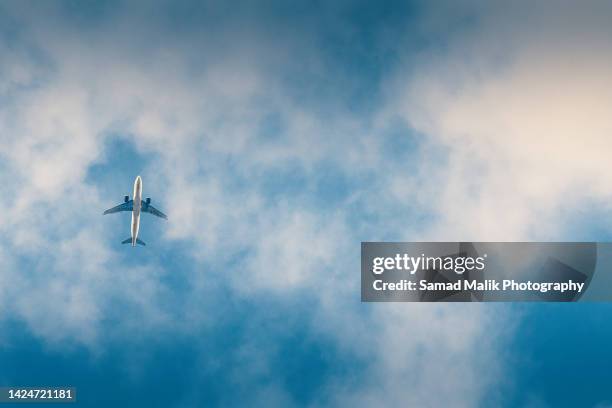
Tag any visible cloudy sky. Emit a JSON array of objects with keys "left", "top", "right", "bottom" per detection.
[{"left": 1, "top": 0, "right": 612, "bottom": 406}]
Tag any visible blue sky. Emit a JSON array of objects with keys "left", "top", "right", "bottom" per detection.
[{"left": 1, "top": 1, "right": 612, "bottom": 407}]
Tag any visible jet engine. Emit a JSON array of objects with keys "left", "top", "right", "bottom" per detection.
[
  {"left": 145, "top": 198, "right": 151, "bottom": 205},
  {"left": 124, "top": 195, "right": 129, "bottom": 203}
]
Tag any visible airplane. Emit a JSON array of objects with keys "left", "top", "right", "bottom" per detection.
[{"left": 103, "top": 175, "right": 167, "bottom": 246}]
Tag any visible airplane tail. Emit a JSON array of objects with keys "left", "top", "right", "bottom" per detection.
[{"left": 121, "top": 237, "right": 146, "bottom": 246}]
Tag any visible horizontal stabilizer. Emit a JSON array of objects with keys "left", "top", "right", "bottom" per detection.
[{"left": 121, "top": 237, "right": 146, "bottom": 246}]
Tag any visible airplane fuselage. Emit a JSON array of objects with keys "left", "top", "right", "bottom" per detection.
[{"left": 131, "top": 176, "right": 142, "bottom": 246}]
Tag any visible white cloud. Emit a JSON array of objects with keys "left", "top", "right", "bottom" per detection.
[
  {"left": 386, "top": 0, "right": 612, "bottom": 241},
  {"left": 323, "top": 304, "right": 510, "bottom": 408}
]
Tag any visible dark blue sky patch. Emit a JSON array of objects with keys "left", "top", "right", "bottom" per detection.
[
  {"left": 506, "top": 304, "right": 612, "bottom": 407},
  {"left": 0, "top": 286, "right": 367, "bottom": 407}
]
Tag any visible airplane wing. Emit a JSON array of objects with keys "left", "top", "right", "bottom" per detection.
[
  {"left": 142, "top": 203, "right": 168, "bottom": 220},
  {"left": 103, "top": 200, "right": 133, "bottom": 215}
]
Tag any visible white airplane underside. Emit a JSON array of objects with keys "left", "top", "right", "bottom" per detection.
[{"left": 103, "top": 176, "right": 167, "bottom": 247}]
